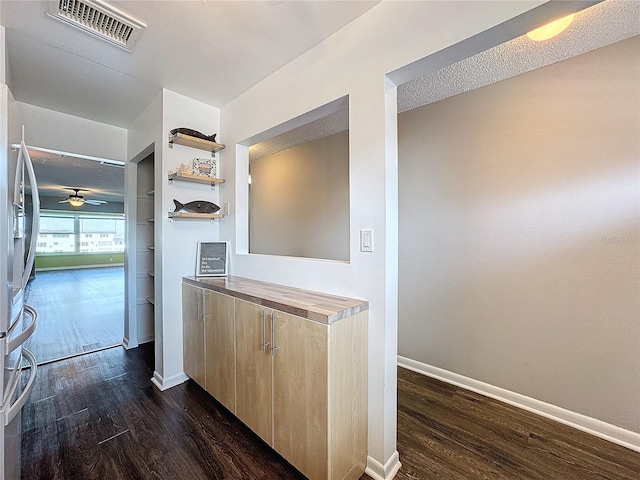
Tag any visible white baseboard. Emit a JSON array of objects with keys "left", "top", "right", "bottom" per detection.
[
  {"left": 121, "top": 336, "right": 137, "bottom": 350},
  {"left": 151, "top": 370, "right": 189, "bottom": 391},
  {"left": 37, "top": 263, "right": 124, "bottom": 272},
  {"left": 138, "top": 333, "right": 155, "bottom": 344},
  {"left": 397, "top": 356, "right": 640, "bottom": 453},
  {"left": 123, "top": 333, "right": 153, "bottom": 350},
  {"left": 365, "top": 451, "right": 401, "bottom": 480}
]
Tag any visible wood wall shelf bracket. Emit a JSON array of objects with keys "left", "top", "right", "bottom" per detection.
[{"left": 168, "top": 132, "right": 225, "bottom": 158}]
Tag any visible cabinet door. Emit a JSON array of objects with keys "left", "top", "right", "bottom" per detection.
[
  {"left": 235, "top": 299, "right": 273, "bottom": 445},
  {"left": 273, "top": 312, "right": 328, "bottom": 480},
  {"left": 204, "top": 290, "right": 236, "bottom": 412},
  {"left": 182, "top": 284, "right": 205, "bottom": 386}
]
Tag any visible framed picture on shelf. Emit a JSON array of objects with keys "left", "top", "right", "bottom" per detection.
[
  {"left": 193, "top": 157, "right": 217, "bottom": 178},
  {"left": 196, "top": 241, "right": 228, "bottom": 276}
]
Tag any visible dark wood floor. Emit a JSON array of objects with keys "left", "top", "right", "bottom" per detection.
[
  {"left": 22, "top": 346, "right": 640, "bottom": 479},
  {"left": 22, "top": 344, "right": 306, "bottom": 480},
  {"left": 395, "top": 367, "right": 639, "bottom": 480},
  {"left": 24, "top": 267, "right": 124, "bottom": 364}
]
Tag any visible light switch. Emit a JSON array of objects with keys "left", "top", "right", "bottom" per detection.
[{"left": 360, "top": 229, "right": 373, "bottom": 252}]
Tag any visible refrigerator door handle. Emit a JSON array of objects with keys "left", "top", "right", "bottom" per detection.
[
  {"left": 7, "top": 304, "right": 37, "bottom": 353},
  {"left": 4, "top": 348, "right": 37, "bottom": 426},
  {"left": 18, "top": 141, "right": 40, "bottom": 289}
]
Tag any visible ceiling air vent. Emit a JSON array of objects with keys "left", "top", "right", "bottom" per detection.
[{"left": 49, "top": 0, "right": 146, "bottom": 52}]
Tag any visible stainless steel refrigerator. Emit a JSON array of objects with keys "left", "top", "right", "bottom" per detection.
[{"left": 0, "top": 84, "right": 39, "bottom": 480}]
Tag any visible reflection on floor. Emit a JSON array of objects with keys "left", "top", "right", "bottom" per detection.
[
  {"left": 24, "top": 266, "right": 124, "bottom": 364},
  {"left": 22, "top": 344, "right": 307, "bottom": 480}
]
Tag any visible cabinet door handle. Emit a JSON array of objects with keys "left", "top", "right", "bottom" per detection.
[
  {"left": 271, "top": 314, "right": 279, "bottom": 355},
  {"left": 261, "top": 311, "right": 270, "bottom": 352}
]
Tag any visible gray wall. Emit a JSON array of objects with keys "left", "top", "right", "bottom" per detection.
[
  {"left": 398, "top": 36, "right": 639, "bottom": 433},
  {"left": 249, "top": 130, "right": 350, "bottom": 261}
]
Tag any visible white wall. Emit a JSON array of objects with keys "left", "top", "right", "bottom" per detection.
[
  {"left": 126, "top": 89, "right": 221, "bottom": 389},
  {"left": 218, "top": 1, "right": 546, "bottom": 477},
  {"left": 158, "top": 89, "right": 221, "bottom": 388},
  {"left": 0, "top": 25, "right": 5, "bottom": 85},
  {"left": 398, "top": 37, "right": 640, "bottom": 434},
  {"left": 250, "top": 130, "right": 349, "bottom": 261},
  {"left": 17, "top": 102, "right": 126, "bottom": 161}
]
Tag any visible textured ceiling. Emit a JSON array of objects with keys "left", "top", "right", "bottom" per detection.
[
  {"left": 251, "top": 0, "right": 639, "bottom": 162},
  {"left": 249, "top": 108, "right": 348, "bottom": 162},
  {"left": 398, "top": 0, "right": 640, "bottom": 113}
]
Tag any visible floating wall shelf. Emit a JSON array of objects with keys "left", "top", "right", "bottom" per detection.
[
  {"left": 168, "top": 211, "right": 224, "bottom": 221},
  {"left": 168, "top": 172, "right": 225, "bottom": 187},
  {"left": 168, "top": 132, "right": 225, "bottom": 155}
]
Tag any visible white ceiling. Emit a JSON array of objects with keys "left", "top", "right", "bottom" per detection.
[
  {"left": 2, "top": 0, "right": 638, "bottom": 207},
  {"left": 0, "top": 0, "right": 379, "bottom": 128},
  {"left": 1, "top": 0, "right": 378, "bottom": 206}
]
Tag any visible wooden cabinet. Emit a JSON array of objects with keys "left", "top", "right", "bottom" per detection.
[
  {"left": 182, "top": 276, "right": 368, "bottom": 480},
  {"left": 203, "top": 289, "right": 236, "bottom": 412},
  {"left": 234, "top": 302, "right": 331, "bottom": 478},
  {"left": 272, "top": 310, "right": 328, "bottom": 479},
  {"left": 235, "top": 300, "right": 273, "bottom": 444},
  {"left": 182, "top": 284, "right": 205, "bottom": 385},
  {"left": 183, "top": 284, "right": 236, "bottom": 412}
]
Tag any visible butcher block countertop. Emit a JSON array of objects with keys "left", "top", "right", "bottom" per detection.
[{"left": 183, "top": 275, "right": 368, "bottom": 324}]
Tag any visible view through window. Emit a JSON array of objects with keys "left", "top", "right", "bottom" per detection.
[{"left": 36, "top": 211, "right": 125, "bottom": 254}]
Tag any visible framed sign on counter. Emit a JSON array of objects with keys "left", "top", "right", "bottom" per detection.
[{"left": 196, "top": 241, "right": 228, "bottom": 276}]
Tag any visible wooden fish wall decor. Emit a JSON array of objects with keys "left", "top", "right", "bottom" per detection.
[
  {"left": 173, "top": 199, "right": 220, "bottom": 214},
  {"left": 170, "top": 128, "right": 217, "bottom": 143}
]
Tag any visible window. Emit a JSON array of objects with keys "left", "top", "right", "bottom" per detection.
[
  {"left": 36, "top": 211, "right": 125, "bottom": 254},
  {"left": 37, "top": 216, "right": 75, "bottom": 253},
  {"left": 79, "top": 216, "right": 125, "bottom": 253}
]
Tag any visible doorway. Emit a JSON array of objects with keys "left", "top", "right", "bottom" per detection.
[
  {"left": 22, "top": 145, "right": 126, "bottom": 364},
  {"left": 24, "top": 266, "right": 123, "bottom": 363}
]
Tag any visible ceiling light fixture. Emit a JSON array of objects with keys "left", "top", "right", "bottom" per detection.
[
  {"left": 68, "top": 197, "right": 85, "bottom": 207},
  {"left": 527, "top": 13, "right": 576, "bottom": 42}
]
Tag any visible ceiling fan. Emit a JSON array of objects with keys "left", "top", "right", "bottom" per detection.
[{"left": 59, "top": 188, "right": 107, "bottom": 207}]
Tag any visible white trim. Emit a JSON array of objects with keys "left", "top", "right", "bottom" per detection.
[
  {"left": 138, "top": 333, "right": 155, "bottom": 345},
  {"left": 150, "top": 370, "right": 189, "bottom": 391},
  {"left": 122, "top": 333, "right": 152, "bottom": 350},
  {"left": 397, "top": 356, "right": 640, "bottom": 453},
  {"left": 36, "top": 263, "right": 124, "bottom": 272},
  {"left": 121, "top": 337, "right": 136, "bottom": 350},
  {"left": 365, "top": 451, "right": 401, "bottom": 480},
  {"left": 10, "top": 143, "right": 124, "bottom": 165}
]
